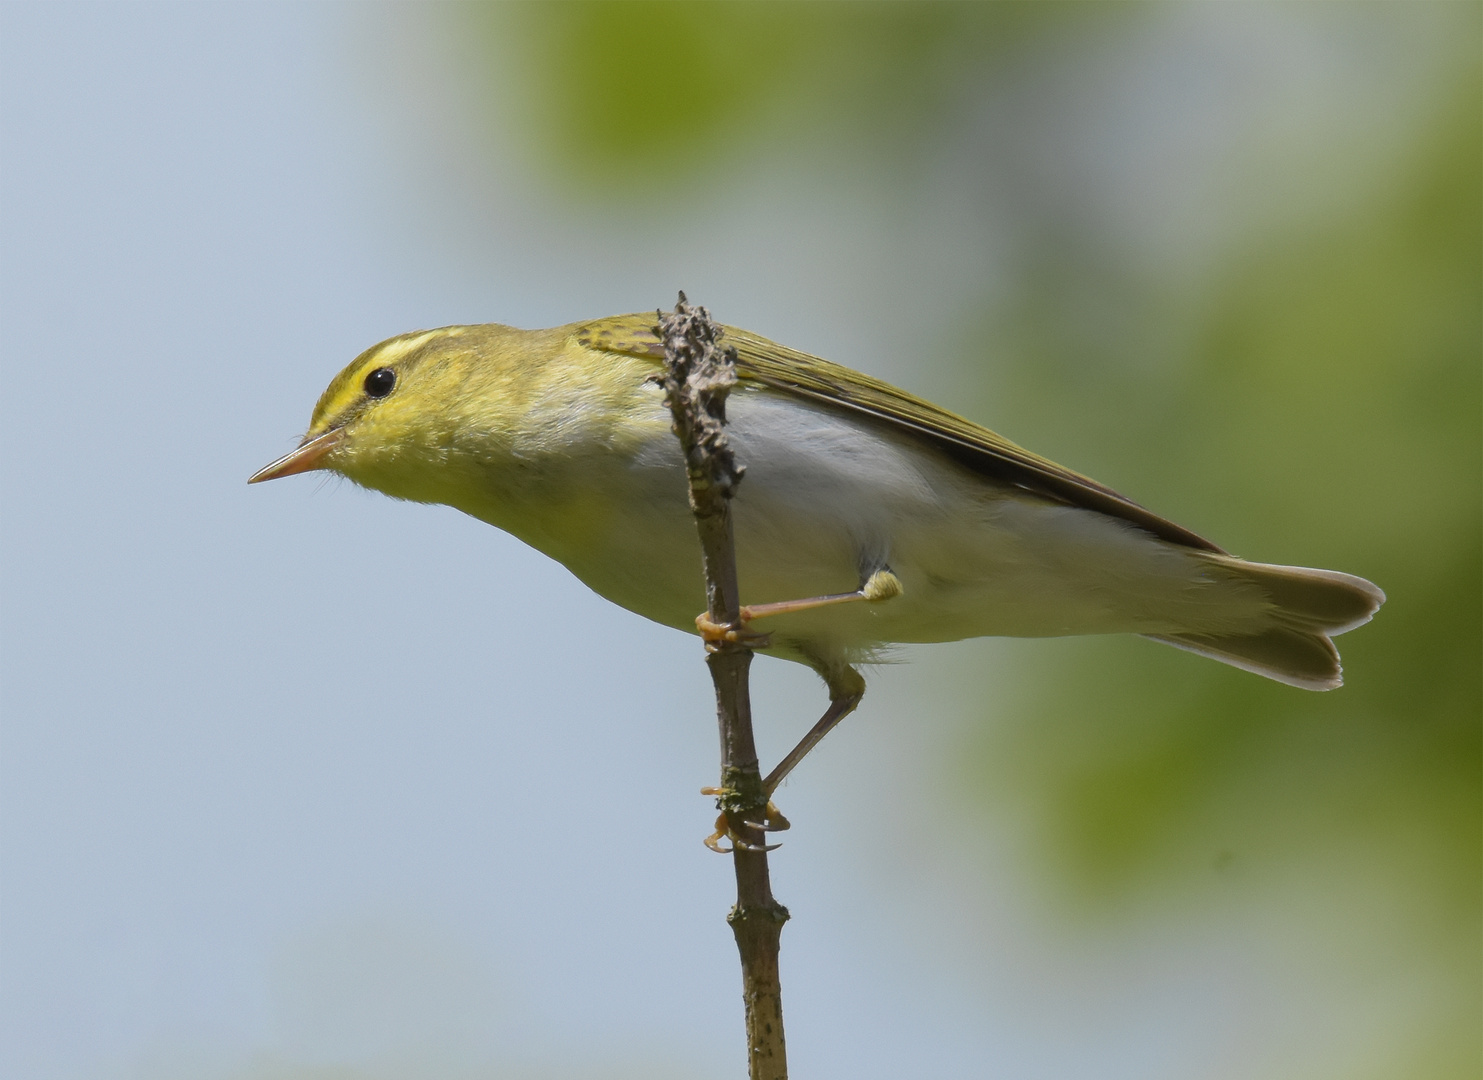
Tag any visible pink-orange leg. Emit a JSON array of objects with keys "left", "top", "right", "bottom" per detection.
[
  {"left": 695, "top": 569, "right": 902, "bottom": 645},
  {"left": 696, "top": 570, "right": 898, "bottom": 849}
]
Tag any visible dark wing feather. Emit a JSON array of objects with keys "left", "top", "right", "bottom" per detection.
[{"left": 574, "top": 314, "right": 1224, "bottom": 554}]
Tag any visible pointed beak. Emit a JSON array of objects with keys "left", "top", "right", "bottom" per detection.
[{"left": 248, "top": 428, "right": 344, "bottom": 484}]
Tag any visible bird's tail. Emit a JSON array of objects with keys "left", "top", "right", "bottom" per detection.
[{"left": 1147, "top": 557, "right": 1386, "bottom": 690}]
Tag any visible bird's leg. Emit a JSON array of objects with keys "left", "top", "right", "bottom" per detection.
[
  {"left": 698, "top": 664, "right": 864, "bottom": 851},
  {"left": 743, "top": 567, "right": 902, "bottom": 622},
  {"left": 749, "top": 574, "right": 893, "bottom": 797},
  {"left": 696, "top": 570, "right": 895, "bottom": 848},
  {"left": 763, "top": 677, "right": 864, "bottom": 797},
  {"left": 695, "top": 568, "right": 902, "bottom": 645}
]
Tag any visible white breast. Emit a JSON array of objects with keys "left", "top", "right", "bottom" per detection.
[{"left": 459, "top": 386, "right": 1269, "bottom": 662}]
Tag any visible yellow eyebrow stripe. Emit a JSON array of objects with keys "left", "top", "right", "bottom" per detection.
[
  {"left": 308, "top": 328, "right": 470, "bottom": 433},
  {"left": 367, "top": 329, "right": 445, "bottom": 366}
]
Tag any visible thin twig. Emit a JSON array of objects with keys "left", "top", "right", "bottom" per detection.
[{"left": 656, "top": 293, "right": 789, "bottom": 1080}]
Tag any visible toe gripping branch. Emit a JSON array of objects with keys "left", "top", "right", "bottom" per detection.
[{"left": 701, "top": 782, "right": 792, "bottom": 854}]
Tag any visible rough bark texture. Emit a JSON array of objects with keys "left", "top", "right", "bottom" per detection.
[{"left": 656, "top": 294, "right": 789, "bottom": 1080}]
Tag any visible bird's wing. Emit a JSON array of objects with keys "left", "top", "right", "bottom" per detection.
[{"left": 574, "top": 313, "right": 1224, "bottom": 553}]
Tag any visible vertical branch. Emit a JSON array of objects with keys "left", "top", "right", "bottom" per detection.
[{"left": 656, "top": 294, "right": 789, "bottom": 1080}]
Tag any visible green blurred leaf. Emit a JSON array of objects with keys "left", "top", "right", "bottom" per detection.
[
  {"left": 960, "top": 48, "right": 1480, "bottom": 1075},
  {"left": 472, "top": 0, "right": 1082, "bottom": 194}
]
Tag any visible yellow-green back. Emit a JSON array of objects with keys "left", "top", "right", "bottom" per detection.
[{"left": 575, "top": 313, "right": 1224, "bottom": 552}]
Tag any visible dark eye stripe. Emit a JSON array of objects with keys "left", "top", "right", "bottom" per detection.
[{"left": 363, "top": 367, "right": 396, "bottom": 398}]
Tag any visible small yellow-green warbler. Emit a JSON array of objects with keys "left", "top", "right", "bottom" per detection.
[{"left": 252, "top": 314, "right": 1383, "bottom": 786}]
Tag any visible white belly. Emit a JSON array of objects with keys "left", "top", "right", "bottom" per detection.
[{"left": 454, "top": 387, "right": 1269, "bottom": 663}]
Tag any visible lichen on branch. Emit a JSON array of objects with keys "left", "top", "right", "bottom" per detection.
[{"left": 654, "top": 291, "right": 745, "bottom": 505}]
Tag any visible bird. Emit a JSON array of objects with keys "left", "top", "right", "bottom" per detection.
[{"left": 250, "top": 311, "right": 1385, "bottom": 800}]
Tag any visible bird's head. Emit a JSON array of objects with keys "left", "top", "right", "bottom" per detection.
[{"left": 249, "top": 324, "right": 521, "bottom": 503}]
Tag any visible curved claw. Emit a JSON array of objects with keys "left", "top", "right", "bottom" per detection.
[
  {"left": 736, "top": 839, "right": 783, "bottom": 852},
  {"left": 743, "top": 801, "right": 791, "bottom": 833},
  {"left": 703, "top": 809, "right": 785, "bottom": 853},
  {"left": 704, "top": 826, "right": 732, "bottom": 853},
  {"left": 705, "top": 831, "right": 781, "bottom": 853}
]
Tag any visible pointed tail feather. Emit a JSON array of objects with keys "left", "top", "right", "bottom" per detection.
[
  {"left": 1149, "top": 557, "right": 1385, "bottom": 690},
  {"left": 1209, "top": 558, "right": 1387, "bottom": 635},
  {"left": 1147, "top": 627, "right": 1343, "bottom": 690}
]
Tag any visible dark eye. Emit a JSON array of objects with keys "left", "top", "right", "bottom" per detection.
[{"left": 363, "top": 367, "right": 396, "bottom": 398}]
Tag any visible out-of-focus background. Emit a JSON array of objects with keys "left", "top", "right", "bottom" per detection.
[{"left": 2, "top": 4, "right": 1477, "bottom": 1079}]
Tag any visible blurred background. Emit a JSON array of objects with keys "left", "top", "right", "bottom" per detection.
[{"left": 1, "top": 3, "right": 1477, "bottom": 1079}]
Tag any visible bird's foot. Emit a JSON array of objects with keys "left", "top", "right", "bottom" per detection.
[
  {"left": 702, "top": 813, "right": 782, "bottom": 853},
  {"left": 695, "top": 613, "right": 772, "bottom": 650},
  {"left": 700, "top": 787, "right": 790, "bottom": 852}
]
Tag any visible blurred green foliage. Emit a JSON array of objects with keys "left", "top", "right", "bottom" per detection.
[
  {"left": 463, "top": 2, "right": 1479, "bottom": 1073},
  {"left": 972, "top": 38, "right": 1480, "bottom": 875},
  {"left": 479, "top": 1, "right": 1081, "bottom": 193},
  {"left": 968, "top": 57, "right": 1481, "bottom": 1072}
]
